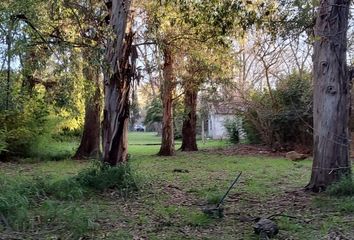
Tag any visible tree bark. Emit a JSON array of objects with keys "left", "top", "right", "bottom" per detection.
[
  {"left": 5, "top": 21, "right": 13, "bottom": 110},
  {"left": 73, "top": 68, "right": 101, "bottom": 159},
  {"left": 102, "top": 0, "right": 133, "bottom": 166},
  {"left": 181, "top": 87, "right": 198, "bottom": 151},
  {"left": 158, "top": 45, "right": 175, "bottom": 156},
  {"left": 307, "top": 0, "right": 351, "bottom": 192}
]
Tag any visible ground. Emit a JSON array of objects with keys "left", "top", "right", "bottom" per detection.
[{"left": 0, "top": 132, "right": 353, "bottom": 239}]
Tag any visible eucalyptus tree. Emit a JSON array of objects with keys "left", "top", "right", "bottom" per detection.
[
  {"left": 179, "top": 46, "right": 232, "bottom": 151},
  {"left": 61, "top": 0, "right": 107, "bottom": 159},
  {"left": 307, "top": 0, "right": 352, "bottom": 192},
  {"left": 143, "top": 0, "right": 275, "bottom": 156},
  {"left": 102, "top": 0, "right": 137, "bottom": 165}
]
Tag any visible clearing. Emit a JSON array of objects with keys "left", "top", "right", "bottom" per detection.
[{"left": 0, "top": 132, "right": 353, "bottom": 239}]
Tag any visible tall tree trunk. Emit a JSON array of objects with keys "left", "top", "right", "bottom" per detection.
[
  {"left": 5, "top": 21, "right": 13, "bottom": 110},
  {"left": 102, "top": 0, "right": 133, "bottom": 166},
  {"left": 158, "top": 46, "right": 175, "bottom": 156},
  {"left": 307, "top": 0, "right": 351, "bottom": 192},
  {"left": 181, "top": 87, "right": 198, "bottom": 151},
  {"left": 74, "top": 68, "right": 101, "bottom": 159}
]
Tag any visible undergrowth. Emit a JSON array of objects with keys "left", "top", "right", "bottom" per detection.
[
  {"left": 327, "top": 176, "right": 354, "bottom": 197},
  {"left": 0, "top": 162, "right": 138, "bottom": 234}
]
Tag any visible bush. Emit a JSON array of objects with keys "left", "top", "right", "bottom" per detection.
[
  {"left": 239, "top": 71, "right": 312, "bottom": 149},
  {"left": 76, "top": 162, "right": 138, "bottom": 192},
  {"left": 0, "top": 129, "right": 7, "bottom": 155},
  {"left": 327, "top": 176, "right": 354, "bottom": 197},
  {"left": 0, "top": 95, "right": 50, "bottom": 158},
  {"left": 53, "top": 127, "right": 83, "bottom": 142},
  {"left": 242, "top": 119, "right": 261, "bottom": 144},
  {"left": 224, "top": 118, "right": 241, "bottom": 144}
]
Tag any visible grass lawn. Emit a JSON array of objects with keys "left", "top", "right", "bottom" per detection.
[{"left": 0, "top": 132, "right": 353, "bottom": 239}]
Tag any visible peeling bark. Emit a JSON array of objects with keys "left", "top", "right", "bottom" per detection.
[
  {"left": 102, "top": 0, "right": 133, "bottom": 166},
  {"left": 307, "top": 0, "right": 351, "bottom": 192}
]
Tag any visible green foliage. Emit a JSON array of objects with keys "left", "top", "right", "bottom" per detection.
[
  {"left": 173, "top": 97, "right": 184, "bottom": 140},
  {"left": 144, "top": 97, "right": 163, "bottom": 125},
  {"left": 241, "top": 119, "right": 261, "bottom": 144},
  {"left": 0, "top": 94, "right": 50, "bottom": 157},
  {"left": 278, "top": 0, "right": 319, "bottom": 37},
  {"left": 130, "top": 89, "right": 141, "bottom": 130},
  {"left": 224, "top": 118, "right": 241, "bottom": 144},
  {"left": 240, "top": 71, "right": 312, "bottom": 148},
  {"left": 45, "top": 178, "right": 86, "bottom": 200},
  {"left": 327, "top": 176, "right": 354, "bottom": 197},
  {"left": 0, "top": 176, "right": 47, "bottom": 230},
  {"left": 76, "top": 162, "right": 138, "bottom": 192},
  {"left": 0, "top": 129, "right": 8, "bottom": 154}
]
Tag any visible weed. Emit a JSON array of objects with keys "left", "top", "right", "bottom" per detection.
[
  {"left": 206, "top": 192, "right": 223, "bottom": 204},
  {"left": 40, "top": 200, "right": 99, "bottom": 238},
  {"left": 184, "top": 211, "right": 213, "bottom": 227},
  {"left": 0, "top": 176, "right": 44, "bottom": 230},
  {"left": 337, "top": 197, "right": 354, "bottom": 212},
  {"left": 76, "top": 162, "right": 138, "bottom": 192},
  {"left": 45, "top": 178, "right": 86, "bottom": 200},
  {"left": 327, "top": 176, "right": 354, "bottom": 197}
]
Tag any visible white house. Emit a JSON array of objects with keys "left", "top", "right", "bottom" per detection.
[
  {"left": 207, "top": 101, "right": 246, "bottom": 140},
  {"left": 207, "top": 103, "right": 235, "bottom": 140}
]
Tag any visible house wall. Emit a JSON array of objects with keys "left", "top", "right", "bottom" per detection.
[{"left": 208, "top": 114, "right": 234, "bottom": 139}]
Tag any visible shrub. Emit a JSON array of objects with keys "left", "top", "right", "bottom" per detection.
[
  {"left": 242, "top": 119, "right": 261, "bottom": 144},
  {"left": 76, "top": 162, "right": 138, "bottom": 192},
  {"left": 53, "top": 127, "right": 83, "bottom": 142},
  {"left": 224, "top": 118, "right": 242, "bottom": 144},
  {"left": 0, "top": 129, "right": 7, "bottom": 155},
  {"left": 239, "top": 71, "right": 312, "bottom": 149},
  {"left": 0, "top": 95, "right": 50, "bottom": 158},
  {"left": 144, "top": 97, "right": 163, "bottom": 130},
  {"left": 327, "top": 176, "right": 354, "bottom": 197}
]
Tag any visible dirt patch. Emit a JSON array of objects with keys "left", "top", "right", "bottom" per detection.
[
  {"left": 204, "top": 144, "right": 313, "bottom": 159},
  {"left": 203, "top": 144, "right": 285, "bottom": 157}
]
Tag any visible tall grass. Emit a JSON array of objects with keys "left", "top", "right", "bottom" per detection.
[
  {"left": 0, "top": 162, "right": 138, "bottom": 233},
  {"left": 327, "top": 176, "right": 354, "bottom": 197}
]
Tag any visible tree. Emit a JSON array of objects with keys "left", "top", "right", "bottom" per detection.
[
  {"left": 307, "top": 0, "right": 351, "bottom": 192},
  {"left": 179, "top": 49, "right": 229, "bottom": 151},
  {"left": 102, "top": 0, "right": 137, "bottom": 165},
  {"left": 142, "top": 0, "right": 275, "bottom": 155},
  {"left": 180, "top": 83, "right": 198, "bottom": 151},
  {"left": 158, "top": 43, "right": 175, "bottom": 155},
  {"left": 73, "top": 50, "right": 101, "bottom": 159},
  {"left": 60, "top": 0, "right": 106, "bottom": 160}
]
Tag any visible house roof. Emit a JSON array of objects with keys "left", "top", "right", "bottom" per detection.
[{"left": 210, "top": 102, "right": 235, "bottom": 115}]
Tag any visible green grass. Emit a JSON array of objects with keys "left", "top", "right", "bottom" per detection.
[
  {"left": 0, "top": 132, "right": 353, "bottom": 239},
  {"left": 128, "top": 132, "right": 229, "bottom": 152}
]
